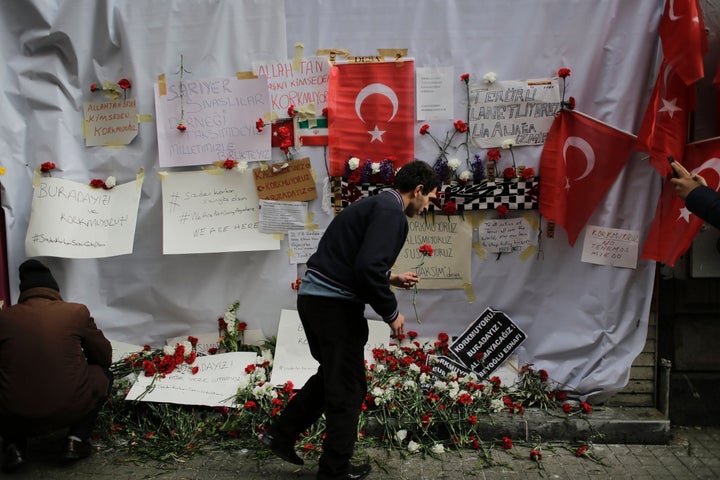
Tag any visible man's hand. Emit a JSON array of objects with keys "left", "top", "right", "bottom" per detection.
[
  {"left": 389, "top": 272, "right": 419, "bottom": 289},
  {"left": 389, "top": 313, "right": 405, "bottom": 337},
  {"left": 671, "top": 161, "right": 707, "bottom": 200}
]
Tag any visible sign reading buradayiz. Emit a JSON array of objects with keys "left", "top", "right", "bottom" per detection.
[{"left": 449, "top": 307, "right": 526, "bottom": 378}]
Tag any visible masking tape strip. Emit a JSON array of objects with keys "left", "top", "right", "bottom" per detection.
[
  {"left": 519, "top": 245, "right": 538, "bottom": 262},
  {"left": 523, "top": 211, "right": 539, "bottom": 230},
  {"left": 158, "top": 74, "right": 167, "bottom": 96},
  {"left": 136, "top": 168, "right": 145, "bottom": 189},
  {"left": 82, "top": 120, "right": 89, "bottom": 138},
  {"left": 286, "top": 248, "right": 295, "bottom": 258},
  {"left": 236, "top": 71, "right": 258, "bottom": 80},
  {"left": 136, "top": 113, "right": 154, "bottom": 123},
  {"left": 310, "top": 167, "right": 318, "bottom": 182},
  {"left": 273, "top": 233, "right": 284, "bottom": 240},
  {"left": 472, "top": 241, "right": 486, "bottom": 260},
  {"left": 32, "top": 169, "right": 41, "bottom": 187},
  {"left": 471, "top": 211, "right": 487, "bottom": 229},
  {"left": 463, "top": 283, "right": 476, "bottom": 304},
  {"left": 292, "top": 43, "right": 304, "bottom": 71},
  {"left": 202, "top": 165, "right": 223, "bottom": 175},
  {"left": 377, "top": 48, "right": 408, "bottom": 58},
  {"left": 305, "top": 211, "right": 319, "bottom": 231},
  {"left": 158, "top": 171, "right": 168, "bottom": 181}
]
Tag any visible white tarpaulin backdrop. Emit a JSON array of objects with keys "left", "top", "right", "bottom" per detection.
[{"left": 0, "top": 0, "right": 663, "bottom": 401}]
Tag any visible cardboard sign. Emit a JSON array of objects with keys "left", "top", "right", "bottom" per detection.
[
  {"left": 83, "top": 99, "right": 139, "bottom": 146},
  {"left": 253, "top": 157, "right": 317, "bottom": 201},
  {"left": 125, "top": 351, "right": 258, "bottom": 407},
  {"left": 449, "top": 307, "right": 526, "bottom": 378}
]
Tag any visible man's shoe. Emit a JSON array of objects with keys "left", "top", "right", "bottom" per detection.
[
  {"left": 60, "top": 438, "right": 92, "bottom": 461},
  {"left": 258, "top": 431, "right": 304, "bottom": 465},
  {"left": 317, "top": 462, "right": 372, "bottom": 480},
  {"left": 1, "top": 444, "right": 27, "bottom": 473}
]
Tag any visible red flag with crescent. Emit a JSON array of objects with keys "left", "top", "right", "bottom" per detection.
[
  {"left": 539, "top": 110, "right": 636, "bottom": 246},
  {"left": 637, "top": 60, "right": 696, "bottom": 177},
  {"left": 641, "top": 138, "right": 720, "bottom": 266},
  {"left": 658, "top": 0, "right": 707, "bottom": 85},
  {"left": 327, "top": 61, "right": 415, "bottom": 176}
]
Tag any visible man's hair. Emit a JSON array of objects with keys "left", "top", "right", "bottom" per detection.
[{"left": 393, "top": 160, "right": 440, "bottom": 195}]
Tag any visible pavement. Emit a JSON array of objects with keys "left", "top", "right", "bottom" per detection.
[{"left": 3, "top": 412, "right": 719, "bottom": 479}]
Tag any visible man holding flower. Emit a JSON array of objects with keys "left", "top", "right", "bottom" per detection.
[{"left": 260, "top": 161, "right": 439, "bottom": 480}]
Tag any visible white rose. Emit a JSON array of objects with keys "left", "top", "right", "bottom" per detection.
[
  {"left": 371, "top": 162, "right": 381, "bottom": 174},
  {"left": 235, "top": 161, "right": 248, "bottom": 173},
  {"left": 501, "top": 138, "right": 515, "bottom": 149},
  {"left": 348, "top": 157, "right": 360, "bottom": 170},
  {"left": 430, "top": 443, "right": 445, "bottom": 454},
  {"left": 448, "top": 158, "right": 461, "bottom": 171},
  {"left": 395, "top": 429, "right": 408, "bottom": 442},
  {"left": 483, "top": 71, "right": 497, "bottom": 84},
  {"left": 459, "top": 170, "right": 472, "bottom": 181},
  {"left": 104, "top": 176, "right": 116, "bottom": 188},
  {"left": 407, "top": 440, "right": 420, "bottom": 453}
]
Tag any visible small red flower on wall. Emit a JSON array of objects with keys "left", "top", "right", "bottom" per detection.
[
  {"left": 558, "top": 68, "right": 571, "bottom": 78},
  {"left": 40, "top": 162, "right": 56, "bottom": 173},
  {"left": 497, "top": 204, "right": 509, "bottom": 218}
]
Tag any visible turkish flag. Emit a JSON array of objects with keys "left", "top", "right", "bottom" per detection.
[
  {"left": 637, "top": 60, "right": 695, "bottom": 177},
  {"left": 539, "top": 111, "right": 636, "bottom": 246},
  {"left": 641, "top": 138, "right": 720, "bottom": 266},
  {"left": 658, "top": 0, "right": 707, "bottom": 85},
  {"left": 327, "top": 61, "right": 415, "bottom": 176}
]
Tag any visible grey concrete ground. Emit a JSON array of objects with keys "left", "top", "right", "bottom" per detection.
[{"left": 3, "top": 425, "right": 719, "bottom": 479}]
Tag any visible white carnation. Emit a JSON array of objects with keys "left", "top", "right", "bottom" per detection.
[
  {"left": 448, "top": 158, "right": 461, "bottom": 171},
  {"left": 374, "top": 364, "right": 385, "bottom": 373},
  {"left": 433, "top": 380, "right": 448, "bottom": 391},
  {"left": 430, "top": 443, "right": 445, "bottom": 454},
  {"left": 348, "top": 157, "right": 360, "bottom": 170},
  {"left": 163, "top": 345, "right": 175, "bottom": 356},
  {"left": 407, "top": 440, "right": 420, "bottom": 453},
  {"left": 179, "top": 341, "right": 193, "bottom": 357},
  {"left": 483, "top": 71, "right": 497, "bottom": 84},
  {"left": 501, "top": 138, "right": 515, "bottom": 149},
  {"left": 403, "top": 380, "right": 417, "bottom": 390},
  {"left": 104, "top": 176, "right": 116, "bottom": 188},
  {"left": 409, "top": 363, "right": 421, "bottom": 374},
  {"left": 419, "top": 373, "right": 430, "bottom": 384},
  {"left": 490, "top": 397, "right": 505, "bottom": 412},
  {"left": 371, "top": 162, "right": 381, "bottom": 174},
  {"left": 459, "top": 170, "right": 472, "bottom": 181},
  {"left": 395, "top": 429, "right": 408, "bottom": 442},
  {"left": 235, "top": 161, "right": 248, "bottom": 173}
]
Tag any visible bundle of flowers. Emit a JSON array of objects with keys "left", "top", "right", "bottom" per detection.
[{"left": 345, "top": 156, "right": 395, "bottom": 184}]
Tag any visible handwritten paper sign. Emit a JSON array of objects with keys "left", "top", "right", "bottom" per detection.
[
  {"left": 253, "top": 57, "right": 330, "bottom": 117},
  {"left": 288, "top": 229, "right": 325, "bottom": 264},
  {"left": 469, "top": 79, "right": 560, "bottom": 148},
  {"left": 155, "top": 76, "right": 271, "bottom": 167},
  {"left": 161, "top": 170, "right": 280, "bottom": 254},
  {"left": 416, "top": 66, "right": 454, "bottom": 120},
  {"left": 478, "top": 217, "right": 535, "bottom": 253},
  {"left": 270, "top": 309, "right": 390, "bottom": 388},
  {"left": 166, "top": 332, "right": 219, "bottom": 356},
  {"left": 449, "top": 307, "right": 526, "bottom": 378},
  {"left": 83, "top": 99, "right": 139, "bottom": 146},
  {"left": 581, "top": 225, "right": 640, "bottom": 269},
  {"left": 253, "top": 157, "right": 317, "bottom": 201},
  {"left": 110, "top": 339, "right": 144, "bottom": 364},
  {"left": 125, "top": 351, "right": 258, "bottom": 407},
  {"left": 258, "top": 200, "right": 307, "bottom": 234},
  {"left": 392, "top": 216, "right": 471, "bottom": 289},
  {"left": 25, "top": 176, "right": 143, "bottom": 258}
]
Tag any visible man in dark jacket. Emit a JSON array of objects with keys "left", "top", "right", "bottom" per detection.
[
  {"left": 0, "top": 260, "right": 113, "bottom": 473},
  {"left": 260, "top": 160, "right": 439, "bottom": 480}
]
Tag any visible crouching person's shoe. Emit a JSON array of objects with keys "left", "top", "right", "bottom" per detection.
[
  {"left": 60, "top": 438, "right": 92, "bottom": 462},
  {"left": 258, "top": 430, "right": 304, "bottom": 465},
  {"left": 1, "top": 444, "right": 27, "bottom": 473}
]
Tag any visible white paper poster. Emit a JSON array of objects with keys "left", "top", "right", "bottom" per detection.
[
  {"left": 416, "top": 66, "right": 454, "bottom": 120},
  {"left": 83, "top": 99, "right": 139, "bottom": 146},
  {"left": 288, "top": 229, "right": 324, "bottom": 264},
  {"left": 252, "top": 57, "right": 330, "bottom": 117},
  {"left": 25, "top": 175, "right": 143, "bottom": 258},
  {"left": 155, "top": 75, "right": 271, "bottom": 167},
  {"left": 125, "top": 351, "right": 258, "bottom": 407},
  {"left": 161, "top": 170, "right": 280, "bottom": 254},
  {"left": 581, "top": 225, "right": 640, "bottom": 269}
]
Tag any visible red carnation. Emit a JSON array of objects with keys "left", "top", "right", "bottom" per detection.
[
  {"left": 223, "top": 158, "right": 236, "bottom": 170},
  {"left": 118, "top": 78, "right": 131, "bottom": 90},
  {"left": 558, "top": 68, "right": 571, "bottom": 78},
  {"left": 255, "top": 118, "right": 265, "bottom": 132},
  {"left": 503, "top": 167, "right": 516, "bottom": 179},
  {"left": 442, "top": 200, "right": 457, "bottom": 215},
  {"left": 40, "top": 162, "right": 56, "bottom": 173},
  {"left": 90, "top": 83, "right": 100, "bottom": 93},
  {"left": 521, "top": 167, "right": 535, "bottom": 179},
  {"left": 453, "top": 120, "right": 468, "bottom": 133},
  {"left": 89, "top": 179, "right": 106, "bottom": 189},
  {"left": 287, "top": 104, "right": 295, "bottom": 118},
  {"left": 176, "top": 123, "right": 187, "bottom": 132},
  {"left": 437, "top": 332, "right": 449, "bottom": 343},
  {"left": 460, "top": 73, "right": 470, "bottom": 83},
  {"left": 497, "top": 204, "right": 509, "bottom": 218},
  {"left": 501, "top": 436, "right": 513, "bottom": 449},
  {"left": 419, "top": 124, "right": 430, "bottom": 135},
  {"left": 487, "top": 149, "right": 501, "bottom": 162}
]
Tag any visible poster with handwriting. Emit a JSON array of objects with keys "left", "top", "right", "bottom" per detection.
[
  {"left": 83, "top": 99, "right": 138, "bottom": 146},
  {"left": 161, "top": 170, "right": 280, "bottom": 254},
  {"left": 580, "top": 225, "right": 639, "bottom": 269},
  {"left": 154, "top": 76, "right": 271, "bottom": 167},
  {"left": 392, "top": 216, "right": 471, "bottom": 289},
  {"left": 477, "top": 217, "right": 535, "bottom": 253},
  {"left": 270, "top": 309, "right": 390, "bottom": 388},
  {"left": 288, "top": 229, "right": 324, "bottom": 264},
  {"left": 253, "top": 57, "right": 330, "bottom": 117},
  {"left": 25, "top": 176, "right": 143, "bottom": 258},
  {"left": 125, "top": 351, "right": 258, "bottom": 407},
  {"left": 469, "top": 79, "right": 560, "bottom": 148}
]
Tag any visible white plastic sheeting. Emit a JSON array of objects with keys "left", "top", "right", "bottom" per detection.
[{"left": 0, "top": 0, "right": 663, "bottom": 401}]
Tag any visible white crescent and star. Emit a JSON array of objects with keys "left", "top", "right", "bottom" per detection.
[
  {"left": 562, "top": 136, "right": 596, "bottom": 189},
  {"left": 659, "top": 63, "right": 682, "bottom": 118},
  {"left": 668, "top": 0, "right": 682, "bottom": 20},
  {"left": 355, "top": 83, "right": 399, "bottom": 143}
]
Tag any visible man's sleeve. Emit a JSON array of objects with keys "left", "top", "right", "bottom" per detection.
[{"left": 686, "top": 186, "right": 720, "bottom": 230}]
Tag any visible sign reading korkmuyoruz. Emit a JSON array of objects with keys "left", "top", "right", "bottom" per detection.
[{"left": 449, "top": 307, "right": 526, "bottom": 378}]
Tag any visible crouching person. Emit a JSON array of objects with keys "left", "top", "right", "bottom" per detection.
[{"left": 0, "top": 260, "right": 113, "bottom": 473}]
